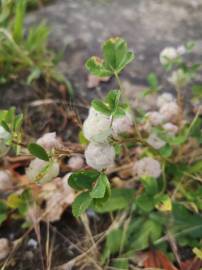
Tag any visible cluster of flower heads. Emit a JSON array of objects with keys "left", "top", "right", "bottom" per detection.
[
  {"left": 144, "top": 92, "right": 179, "bottom": 149},
  {"left": 83, "top": 86, "right": 182, "bottom": 179},
  {"left": 160, "top": 45, "right": 191, "bottom": 88},
  {"left": 26, "top": 132, "right": 60, "bottom": 183},
  {"left": 83, "top": 107, "right": 133, "bottom": 171}
]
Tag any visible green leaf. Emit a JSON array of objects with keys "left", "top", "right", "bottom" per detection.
[
  {"left": 1, "top": 121, "right": 10, "bottom": 133},
  {"left": 13, "top": 114, "right": 23, "bottom": 131},
  {"left": 0, "top": 200, "right": 8, "bottom": 225},
  {"left": 68, "top": 170, "right": 100, "bottom": 191},
  {"left": 106, "top": 90, "right": 121, "bottom": 112},
  {"left": 85, "top": 38, "right": 134, "bottom": 77},
  {"left": 147, "top": 73, "right": 158, "bottom": 90},
  {"left": 90, "top": 174, "right": 109, "bottom": 199},
  {"left": 140, "top": 176, "right": 159, "bottom": 196},
  {"left": 72, "top": 191, "right": 92, "bottom": 217},
  {"left": 172, "top": 203, "right": 202, "bottom": 238},
  {"left": 192, "top": 85, "right": 202, "bottom": 98},
  {"left": 85, "top": 56, "right": 112, "bottom": 77},
  {"left": 129, "top": 219, "right": 162, "bottom": 251},
  {"left": 188, "top": 160, "right": 202, "bottom": 174},
  {"left": 101, "top": 228, "right": 125, "bottom": 264},
  {"left": 102, "top": 37, "right": 134, "bottom": 74},
  {"left": 93, "top": 189, "right": 134, "bottom": 213},
  {"left": 112, "top": 258, "right": 129, "bottom": 270},
  {"left": 78, "top": 130, "right": 89, "bottom": 145},
  {"left": 136, "top": 193, "right": 155, "bottom": 212},
  {"left": 13, "top": 0, "right": 26, "bottom": 43},
  {"left": 158, "top": 144, "right": 173, "bottom": 158},
  {"left": 28, "top": 143, "right": 49, "bottom": 161},
  {"left": 27, "top": 68, "right": 41, "bottom": 84},
  {"left": 91, "top": 100, "right": 111, "bottom": 116}
]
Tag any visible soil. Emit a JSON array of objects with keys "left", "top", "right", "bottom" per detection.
[{"left": 0, "top": 0, "right": 202, "bottom": 269}]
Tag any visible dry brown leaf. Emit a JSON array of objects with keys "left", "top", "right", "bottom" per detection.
[
  {"left": 144, "top": 250, "right": 178, "bottom": 270},
  {"left": 180, "top": 258, "right": 202, "bottom": 270},
  {"left": 87, "top": 74, "right": 110, "bottom": 88}
]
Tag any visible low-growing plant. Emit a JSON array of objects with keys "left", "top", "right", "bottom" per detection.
[
  {"left": 0, "top": 37, "right": 202, "bottom": 268},
  {"left": 0, "top": 0, "right": 68, "bottom": 86}
]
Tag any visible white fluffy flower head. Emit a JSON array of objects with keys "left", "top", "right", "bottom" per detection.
[
  {"left": 26, "top": 158, "right": 59, "bottom": 183},
  {"left": 160, "top": 47, "right": 178, "bottom": 65},
  {"left": 157, "top": 93, "right": 175, "bottom": 108},
  {"left": 177, "top": 45, "right": 186, "bottom": 55},
  {"left": 0, "top": 126, "right": 10, "bottom": 157},
  {"left": 163, "top": 123, "right": 178, "bottom": 136},
  {"left": 83, "top": 107, "right": 112, "bottom": 143},
  {"left": 85, "top": 142, "right": 115, "bottom": 171},
  {"left": 147, "top": 133, "right": 166, "bottom": 150},
  {"left": 68, "top": 155, "right": 84, "bottom": 171},
  {"left": 133, "top": 157, "right": 161, "bottom": 178},
  {"left": 160, "top": 102, "right": 179, "bottom": 121},
  {"left": 146, "top": 111, "right": 165, "bottom": 126},
  {"left": 37, "top": 132, "right": 60, "bottom": 151},
  {"left": 112, "top": 112, "right": 133, "bottom": 136},
  {"left": 168, "top": 69, "right": 190, "bottom": 88}
]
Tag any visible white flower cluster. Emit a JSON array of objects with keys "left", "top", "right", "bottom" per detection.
[
  {"left": 112, "top": 112, "right": 133, "bottom": 136},
  {"left": 27, "top": 174, "right": 75, "bottom": 223},
  {"left": 68, "top": 155, "right": 84, "bottom": 171},
  {"left": 159, "top": 45, "right": 186, "bottom": 66},
  {"left": 168, "top": 69, "right": 190, "bottom": 88},
  {"left": 83, "top": 105, "right": 134, "bottom": 170},
  {"left": 26, "top": 158, "right": 59, "bottom": 183},
  {"left": 26, "top": 132, "right": 61, "bottom": 183},
  {"left": 0, "top": 126, "right": 10, "bottom": 157},
  {"left": 143, "top": 92, "right": 179, "bottom": 149},
  {"left": 83, "top": 107, "right": 112, "bottom": 143},
  {"left": 37, "top": 132, "right": 60, "bottom": 151},
  {"left": 133, "top": 157, "right": 161, "bottom": 179},
  {"left": 85, "top": 142, "right": 115, "bottom": 171}
]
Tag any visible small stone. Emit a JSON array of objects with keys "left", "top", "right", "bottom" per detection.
[{"left": 27, "top": 239, "right": 38, "bottom": 249}]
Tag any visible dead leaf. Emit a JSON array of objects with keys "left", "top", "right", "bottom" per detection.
[
  {"left": 180, "top": 258, "right": 202, "bottom": 270},
  {"left": 144, "top": 250, "right": 178, "bottom": 270},
  {"left": 87, "top": 74, "right": 110, "bottom": 88}
]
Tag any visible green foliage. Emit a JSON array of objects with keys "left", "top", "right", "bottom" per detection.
[
  {"left": 192, "top": 85, "right": 202, "bottom": 97},
  {"left": 90, "top": 174, "right": 110, "bottom": 199},
  {"left": 68, "top": 170, "right": 100, "bottom": 191},
  {"left": 172, "top": 203, "right": 202, "bottom": 239},
  {"left": 69, "top": 171, "right": 111, "bottom": 217},
  {"left": 72, "top": 191, "right": 92, "bottom": 218},
  {"left": 0, "top": 0, "right": 68, "bottom": 87},
  {"left": 28, "top": 143, "right": 49, "bottom": 161},
  {"left": 7, "top": 189, "right": 33, "bottom": 217},
  {"left": 0, "top": 200, "right": 8, "bottom": 225},
  {"left": 93, "top": 189, "right": 134, "bottom": 213},
  {"left": 128, "top": 218, "right": 162, "bottom": 251},
  {"left": 91, "top": 89, "right": 128, "bottom": 117},
  {"left": 101, "top": 229, "right": 126, "bottom": 264},
  {"left": 85, "top": 37, "right": 134, "bottom": 77},
  {"left": 0, "top": 107, "right": 23, "bottom": 154}
]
